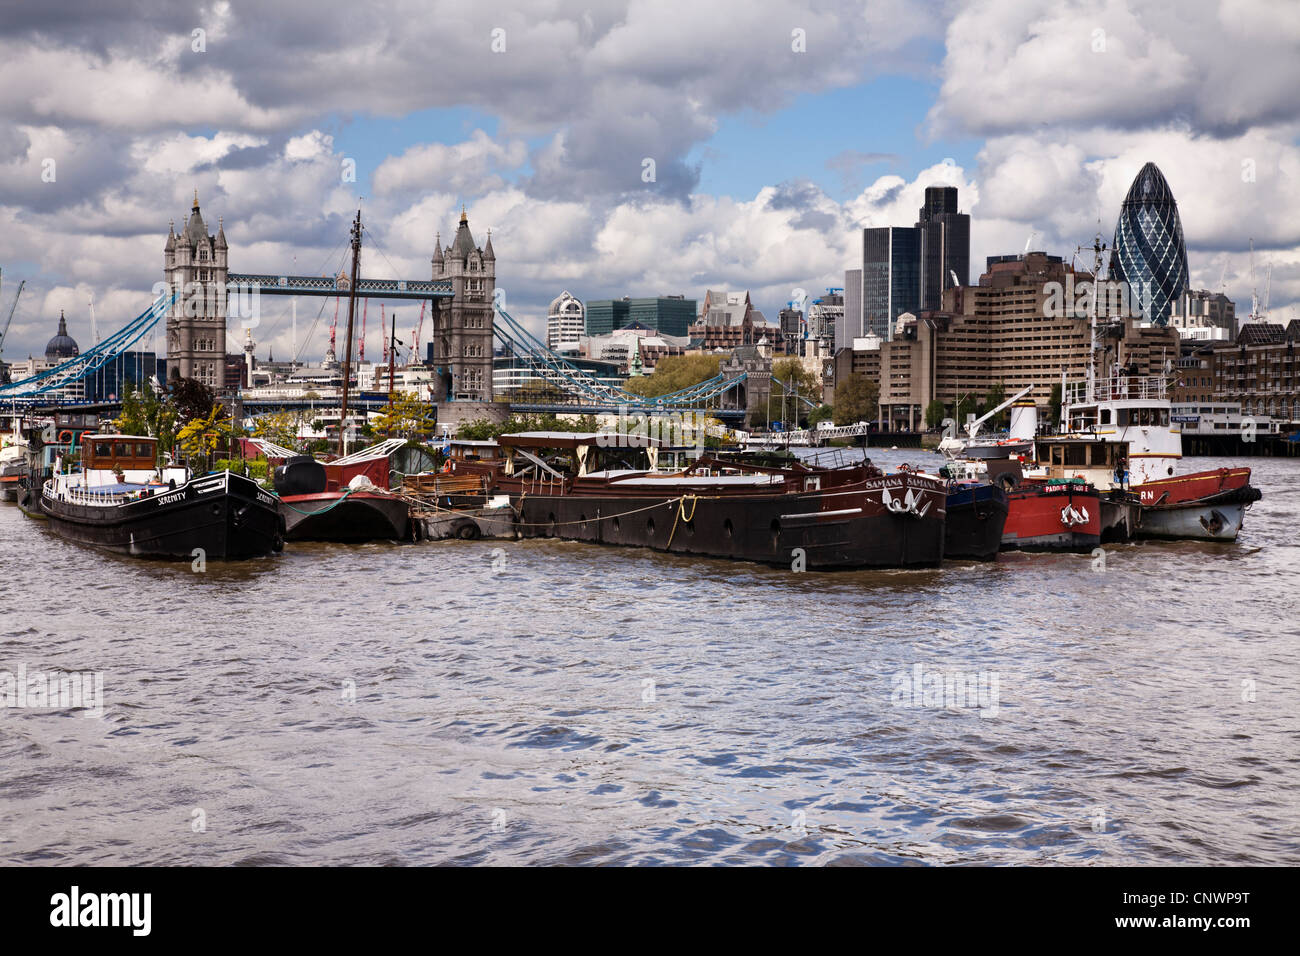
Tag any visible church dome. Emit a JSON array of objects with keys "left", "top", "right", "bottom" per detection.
[{"left": 45, "top": 311, "right": 79, "bottom": 361}]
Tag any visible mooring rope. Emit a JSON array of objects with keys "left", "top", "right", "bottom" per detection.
[{"left": 277, "top": 487, "right": 357, "bottom": 516}]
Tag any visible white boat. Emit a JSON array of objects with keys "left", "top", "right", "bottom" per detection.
[{"left": 1027, "top": 368, "right": 1261, "bottom": 541}]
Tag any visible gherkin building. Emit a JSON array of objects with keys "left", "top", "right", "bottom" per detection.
[{"left": 1110, "top": 162, "right": 1189, "bottom": 326}]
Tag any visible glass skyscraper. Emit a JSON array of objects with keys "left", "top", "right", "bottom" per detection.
[
  {"left": 863, "top": 226, "right": 921, "bottom": 340},
  {"left": 916, "top": 185, "right": 970, "bottom": 312},
  {"left": 1110, "top": 162, "right": 1189, "bottom": 326}
]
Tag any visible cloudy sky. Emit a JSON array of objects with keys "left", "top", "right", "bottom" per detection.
[{"left": 1, "top": 0, "right": 1298, "bottom": 363}]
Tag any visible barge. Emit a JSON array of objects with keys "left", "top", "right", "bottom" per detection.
[{"left": 449, "top": 432, "right": 948, "bottom": 569}]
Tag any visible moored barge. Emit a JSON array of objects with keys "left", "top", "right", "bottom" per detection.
[
  {"left": 451, "top": 433, "right": 947, "bottom": 569},
  {"left": 42, "top": 434, "right": 283, "bottom": 560}
]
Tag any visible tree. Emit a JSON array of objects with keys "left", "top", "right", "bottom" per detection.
[
  {"left": 767, "top": 358, "right": 821, "bottom": 424},
  {"left": 114, "top": 381, "right": 177, "bottom": 463},
  {"left": 807, "top": 404, "right": 834, "bottom": 427},
  {"left": 168, "top": 377, "right": 217, "bottom": 425},
  {"left": 983, "top": 381, "right": 1007, "bottom": 430},
  {"left": 455, "top": 413, "right": 595, "bottom": 442},
  {"left": 176, "top": 405, "right": 231, "bottom": 469},
  {"left": 832, "top": 373, "right": 879, "bottom": 425},
  {"left": 371, "top": 395, "right": 437, "bottom": 439},
  {"left": 924, "top": 398, "right": 947, "bottom": 430},
  {"left": 622, "top": 354, "right": 721, "bottom": 399},
  {"left": 1048, "top": 383, "right": 1062, "bottom": 428},
  {"left": 251, "top": 411, "right": 303, "bottom": 451}
]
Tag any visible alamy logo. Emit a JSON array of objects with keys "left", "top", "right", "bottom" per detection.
[
  {"left": 50, "top": 886, "right": 151, "bottom": 936},
  {"left": 0, "top": 664, "right": 103, "bottom": 718},
  {"left": 891, "top": 663, "right": 999, "bottom": 718}
]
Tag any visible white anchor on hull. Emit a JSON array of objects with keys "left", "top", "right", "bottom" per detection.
[
  {"left": 1060, "top": 503, "right": 1090, "bottom": 527},
  {"left": 882, "top": 485, "right": 931, "bottom": 518}
]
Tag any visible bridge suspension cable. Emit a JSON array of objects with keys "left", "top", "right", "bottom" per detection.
[
  {"left": 491, "top": 303, "right": 746, "bottom": 410},
  {"left": 0, "top": 290, "right": 177, "bottom": 401}
]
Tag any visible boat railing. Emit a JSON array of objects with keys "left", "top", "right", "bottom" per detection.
[
  {"left": 1065, "top": 373, "right": 1169, "bottom": 405},
  {"left": 43, "top": 478, "right": 132, "bottom": 506}
]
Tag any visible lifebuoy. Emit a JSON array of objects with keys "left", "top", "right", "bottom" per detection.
[{"left": 57, "top": 430, "right": 74, "bottom": 444}]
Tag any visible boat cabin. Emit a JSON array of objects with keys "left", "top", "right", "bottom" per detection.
[
  {"left": 444, "top": 439, "right": 503, "bottom": 462},
  {"left": 1032, "top": 437, "right": 1130, "bottom": 488},
  {"left": 83, "top": 435, "right": 158, "bottom": 471},
  {"left": 498, "top": 432, "right": 667, "bottom": 482},
  {"left": 1058, "top": 372, "right": 1182, "bottom": 486}
]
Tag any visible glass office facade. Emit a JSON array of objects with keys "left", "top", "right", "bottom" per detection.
[{"left": 1111, "top": 162, "right": 1189, "bottom": 326}]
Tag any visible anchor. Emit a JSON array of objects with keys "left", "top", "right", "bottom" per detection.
[
  {"left": 1060, "top": 504, "right": 1090, "bottom": 527},
  {"left": 882, "top": 485, "right": 931, "bottom": 518}
]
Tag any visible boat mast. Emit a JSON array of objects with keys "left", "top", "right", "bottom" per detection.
[
  {"left": 388, "top": 309, "right": 397, "bottom": 423},
  {"left": 338, "top": 210, "right": 362, "bottom": 455},
  {"left": 1083, "top": 227, "right": 1106, "bottom": 404}
]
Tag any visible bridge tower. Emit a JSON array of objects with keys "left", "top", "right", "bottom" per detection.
[
  {"left": 164, "top": 191, "right": 228, "bottom": 385},
  {"left": 429, "top": 208, "right": 495, "bottom": 402}
]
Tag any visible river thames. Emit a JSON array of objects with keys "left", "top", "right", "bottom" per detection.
[{"left": 1, "top": 450, "right": 1297, "bottom": 866}]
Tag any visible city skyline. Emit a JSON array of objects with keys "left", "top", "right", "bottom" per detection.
[{"left": 1, "top": 0, "right": 1298, "bottom": 362}]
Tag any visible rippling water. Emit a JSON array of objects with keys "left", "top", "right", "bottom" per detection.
[{"left": 1, "top": 449, "right": 1297, "bottom": 866}]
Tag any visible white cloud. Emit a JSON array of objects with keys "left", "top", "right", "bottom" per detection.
[
  {"left": 373, "top": 131, "right": 527, "bottom": 196},
  {"left": 930, "top": 0, "right": 1300, "bottom": 138}
]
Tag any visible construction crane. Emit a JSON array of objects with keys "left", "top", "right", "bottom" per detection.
[
  {"left": 0, "top": 272, "right": 26, "bottom": 374},
  {"left": 412, "top": 300, "right": 426, "bottom": 364},
  {"left": 1248, "top": 238, "right": 1271, "bottom": 323}
]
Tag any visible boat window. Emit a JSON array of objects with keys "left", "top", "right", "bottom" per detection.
[
  {"left": 94, "top": 441, "right": 113, "bottom": 457},
  {"left": 115, "top": 442, "right": 132, "bottom": 457},
  {"left": 1066, "top": 445, "right": 1087, "bottom": 467},
  {"left": 135, "top": 443, "right": 153, "bottom": 458},
  {"left": 1157, "top": 409, "right": 1168, "bottom": 427},
  {"left": 1116, "top": 409, "right": 1129, "bottom": 426},
  {"left": 1100, "top": 409, "right": 1111, "bottom": 425},
  {"left": 1050, "top": 445, "right": 1063, "bottom": 466}
]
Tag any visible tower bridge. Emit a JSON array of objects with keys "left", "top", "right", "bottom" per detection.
[{"left": 3, "top": 197, "right": 754, "bottom": 422}]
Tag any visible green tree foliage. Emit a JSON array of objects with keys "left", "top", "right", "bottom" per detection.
[
  {"left": 176, "top": 405, "right": 231, "bottom": 469},
  {"left": 806, "top": 404, "right": 834, "bottom": 427},
  {"left": 251, "top": 411, "right": 303, "bottom": 451},
  {"left": 1048, "top": 383, "right": 1062, "bottom": 428},
  {"left": 168, "top": 377, "right": 217, "bottom": 425},
  {"left": 832, "top": 373, "right": 879, "bottom": 426},
  {"left": 455, "top": 413, "right": 599, "bottom": 442},
  {"left": 371, "top": 395, "right": 437, "bottom": 439},
  {"left": 924, "top": 398, "right": 947, "bottom": 430},
  {"left": 113, "top": 381, "right": 177, "bottom": 462},
  {"left": 983, "top": 381, "right": 1007, "bottom": 429},
  {"left": 622, "top": 354, "right": 720, "bottom": 398}
]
